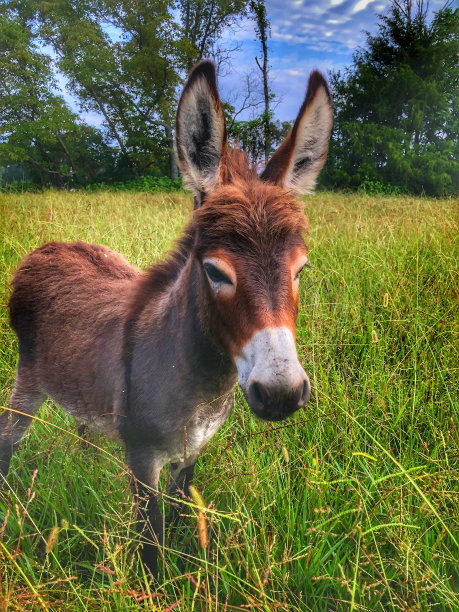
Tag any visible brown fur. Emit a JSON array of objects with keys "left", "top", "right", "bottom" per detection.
[
  {"left": 191, "top": 149, "right": 308, "bottom": 350},
  {"left": 9, "top": 242, "right": 138, "bottom": 368},
  {"left": 118, "top": 148, "right": 308, "bottom": 361},
  {"left": 3, "top": 61, "right": 332, "bottom": 578},
  {"left": 196, "top": 151, "right": 308, "bottom": 247}
]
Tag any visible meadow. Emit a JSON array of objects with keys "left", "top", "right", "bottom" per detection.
[{"left": 0, "top": 190, "right": 457, "bottom": 611}]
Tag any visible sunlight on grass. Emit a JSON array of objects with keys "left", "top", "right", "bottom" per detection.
[{"left": 0, "top": 190, "right": 457, "bottom": 610}]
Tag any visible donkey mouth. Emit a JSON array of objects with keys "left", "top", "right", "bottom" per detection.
[{"left": 250, "top": 405, "right": 301, "bottom": 422}]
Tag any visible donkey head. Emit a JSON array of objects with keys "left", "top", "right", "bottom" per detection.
[{"left": 176, "top": 61, "right": 332, "bottom": 422}]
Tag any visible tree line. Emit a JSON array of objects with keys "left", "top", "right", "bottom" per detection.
[
  {"left": 322, "top": 0, "right": 458, "bottom": 196},
  {"left": 0, "top": 0, "right": 457, "bottom": 195}
]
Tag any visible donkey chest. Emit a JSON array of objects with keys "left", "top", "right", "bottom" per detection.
[{"left": 161, "top": 391, "right": 234, "bottom": 463}]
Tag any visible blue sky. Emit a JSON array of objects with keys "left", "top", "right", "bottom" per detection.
[
  {"left": 217, "top": 0, "right": 447, "bottom": 121},
  {"left": 76, "top": 0, "right": 447, "bottom": 126}
]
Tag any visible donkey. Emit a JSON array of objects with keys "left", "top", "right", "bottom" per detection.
[{"left": 0, "top": 61, "right": 332, "bottom": 576}]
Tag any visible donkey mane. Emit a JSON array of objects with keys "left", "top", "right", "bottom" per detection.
[
  {"left": 127, "top": 231, "right": 195, "bottom": 316},
  {"left": 195, "top": 150, "right": 309, "bottom": 252},
  {"left": 221, "top": 148, "right": 258, "bottom": 183}
]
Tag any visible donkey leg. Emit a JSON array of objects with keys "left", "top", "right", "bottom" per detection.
[
  {"left": 169, "top": 458, "right": 197, "bottom": 499},
  {"left": 166, "top": 457, "right": 198, "bottom": 565},
  {"left": 77, "top": 424, "right": 88, "bottom": 440},
  {"left": 126, "top": 445, "right": 165, "bottom": 578},
  {"left": 168, "top": 457, "right": 197, "bottom": 523},
  {"left": 0, "top": 381, "right": 44, "bottom": 478}
]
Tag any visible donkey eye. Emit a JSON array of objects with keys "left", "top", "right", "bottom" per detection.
[
  {"left": 204, "top": 263, "right": 232, "bottom": 285},
  {"left": 294, "top": 263, "right": 310, "bottom": 281}
]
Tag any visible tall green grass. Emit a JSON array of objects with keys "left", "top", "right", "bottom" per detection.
[{"left": 0, "top": 190, "right": 457, "bottom": 610}]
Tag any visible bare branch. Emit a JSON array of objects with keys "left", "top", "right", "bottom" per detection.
[{"left": 226, "top": 71, "right": 265, "bottom": 129}]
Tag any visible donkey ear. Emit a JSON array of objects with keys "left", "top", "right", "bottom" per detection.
[
  {"left": 175, "top": 61, "right": 227, "bottom": 207},
  {"left": 261, "top": 71, "right": 332, "bottom": 194}
]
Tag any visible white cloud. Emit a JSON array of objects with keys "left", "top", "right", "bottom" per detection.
[
  {"left": 352, "top": 0, "right": 377, "bottom": 14},
  {"left": 285, "top": 68, "right": 308, "bottom": 76}
]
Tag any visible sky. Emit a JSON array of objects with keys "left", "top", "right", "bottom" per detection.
[
  {"left": 76, "top": 0, "right": 448, "bottom": 126},
  {"left": 217, "top": 0, "right": 448, "bottom": 121}
]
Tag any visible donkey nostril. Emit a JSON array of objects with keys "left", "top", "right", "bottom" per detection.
[
  {"left": 299, "top": 378, "right": 311, "bottom": 407},
  {"left": 249, "top": 381, "right": 269, "bottom": 408}
]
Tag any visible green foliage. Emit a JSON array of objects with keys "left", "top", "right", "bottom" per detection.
[
  {"left": 0, "top": 175, "right": 183, "bottom": 193},
  {"left": 228, "top": 111, "right": 291, "bottom": 163},
  {"left": 0, "top": 10, "right": 121, "bottom": 188},
  {"left": 20, "top": 0, "right": 180, "bottom": 179},
  {"left": 85, "top": 175, "right": 183, "bottom": 192},
  {"left": 178, "top": 0, "right": 249, "bottom": 70},
  {"left": 358, "top": 176, "right": 406, "bottom": 195},
  {"left": 0, "top": 191, "right": 457, "bottom": 609},
  {"left": 0, "top": 179, "right": 38, "bottom": 193},
  {"left": 322, "top": 1, "right": 459, "bottom": 196},
  {"left": 1, "top": 0, "right": 251, "bottom": 186},
  {"left": 6, "top": 0, "right": 251, "bottom": 182}
]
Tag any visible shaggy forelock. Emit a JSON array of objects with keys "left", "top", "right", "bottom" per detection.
[{"left": 193, "top": 152, "right": 308, "bottom": 252}]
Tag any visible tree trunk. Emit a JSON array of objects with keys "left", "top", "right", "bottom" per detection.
[
  {"left": 86, "top": 85, "right": 139, "bottom": 180},
  {"left": 28, "top": 159, "right": 46, "bottom": 189},
  {"left": 55, "top": 132, "right": 77, "bottom": 183},
  {"left": 34, "top": 139, "right": 63, "bottom": 188},
  {"left": 252, "top": 0, "right": 271, "bottom": 162},
  {"left": 165, "top": 124, "right": 179, "bottom": 179}
]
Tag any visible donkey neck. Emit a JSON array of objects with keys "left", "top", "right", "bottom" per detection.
[
  {"left": 125, "top": 252, "right": 236, "bottom": 414},
  {"left": 154, "top": 255, "right": 234, "bottom": 375},
  {"left": 181, "top": 257, "right": 237, "bottom": 389}
]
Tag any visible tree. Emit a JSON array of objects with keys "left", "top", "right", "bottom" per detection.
[
  {"left": 3, "top": 0, "right": 258, "bottom": 185},
  {"left": 0, "top": 11, "right": 104, "bottom": 187},
  {"left": 10, "top": 0, "right": 251, "bottom": 180},
  {"left": 228, "top": 114, "right": 291, "bottom": 164},
  {"left": 227, "top": 0, "right": 285, "bottom": 165},
  {"left": 14, "top": 0, "right": 181, "bottom": 179},
  {"left": 177, "top": 0, "right": 249, "bottom": 71},
  {"left": 250, "top": 0, "right": 271, "bottom": 162},
  {"left": 322, "top": 1, "right": 458, "bottom": 196}
]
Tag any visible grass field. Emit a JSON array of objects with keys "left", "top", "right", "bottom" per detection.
[{"left": 0, "top": 190, "right": 457, "bottom": 611}]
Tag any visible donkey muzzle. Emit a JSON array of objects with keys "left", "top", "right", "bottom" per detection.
[
  {"left": 235, "top": 327, "right": 311, "bottom": 422},
  {"left": 246, "top": 375, "right": 310, "bottom": 421}
]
